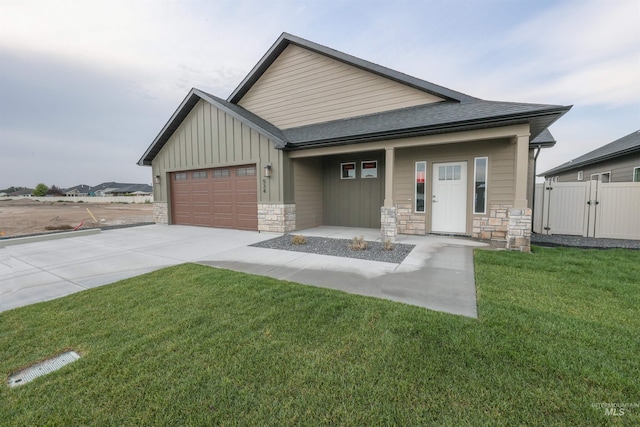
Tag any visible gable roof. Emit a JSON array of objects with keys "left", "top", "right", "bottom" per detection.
[
  {"left": 139, "top": 33, "right": 571, "bottom": 166},
  {"left": 137, "top": 88, "right": 286, "bottom": 166},
  {"left": 541, "top": 129, "right": 640, "bottom": 176},
  {"left": 228, "top": 32, "right": 478, "bottom": 104}
]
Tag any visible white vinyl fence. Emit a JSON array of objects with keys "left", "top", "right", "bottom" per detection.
[
  {"left": 6, "top": 195, "right": 153, "bottom": 204},
  {"left": 534, "top": 181, "right": 640, "bottom": 240}
]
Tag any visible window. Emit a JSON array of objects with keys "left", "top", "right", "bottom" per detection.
[
  {"left": 438, "top": 165, "right": 461, "bottom": 181},
  {"left": 634, "top": 167, "right": 640, "bottom": 182},
  {"left": 415, "top": 161, "right": 426, "bottom": 213},
  {"left": 192, "top": 171, "right": 207, "bottom": 179},
  {"left": 601, "top": 172, "right": 610, "bottom": 183},
  {"left": 213, "top": 169, "right": 230, "bottom": 178},
  {"left": 474, "top": 157, "right": 487, "bottom": 214},
  {"left": 361, "top": 161, "right": 378, "bottom": 178},
  {"left": 174, "top": 173, "right": 187, "bottom": 181},
  {"left": 341, "top": 162, "right": 356, "bottom": 179},
  {"left": 236, "top": 167, "right": 256, "bottom": 176},
  {"left": 577, "top": 171, "right": 584, "bottom": 181}
]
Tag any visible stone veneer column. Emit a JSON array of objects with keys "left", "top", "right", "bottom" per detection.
[
  {"left": 153, "top": 202, "right": 168, "bottom": 224},
  {"left": 257, "top": 204, "right": 296, "bottom": 233},
  {"left": 380, "top": 206, "right": 397, "bottom": 241},
  {"left": 507, "top": 207, "right": 532, "bottom": 252}
]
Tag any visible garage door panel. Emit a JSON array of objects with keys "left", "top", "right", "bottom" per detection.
[{"left": 170, "top": 165, "right": 257, "bottom": 230}]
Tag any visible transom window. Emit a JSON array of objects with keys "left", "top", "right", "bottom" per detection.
[
  {"left": 236, "top": 167, "right": 256, "bottom": 176},
  {"left": 213, "top": 169, "right": 230, "bottom": 178}
]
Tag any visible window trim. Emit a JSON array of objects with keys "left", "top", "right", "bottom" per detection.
[
  {"left": 360, "top": 160, "right": 378, "bottom": 179},
  {"left": 577, "top": 170, "right": 584, "bottom": 181},
  {"left": 340, "top": 162, "right": 356, "bottom": 180},
  {"left": 634, "top": 167, "right": 640, "bottom": 182},
  {"left": 473, "top": 157, "right": 488, "bottom": 215},
  {"left": 415, "top": 161, "right": 426, "bottom": 213}
]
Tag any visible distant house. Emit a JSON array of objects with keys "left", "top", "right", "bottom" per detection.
[
  {"left": 89, "top": 182, "right": 152, "bottom": 196},
  {"left": 542, "top": 130, "right": 640, "bottom": 183},
  {"left": 65, "top": 184, "right": 91, "bottom": 197},
  {"left": 8, "top": 189, "right": 34, "bottom": 197}
]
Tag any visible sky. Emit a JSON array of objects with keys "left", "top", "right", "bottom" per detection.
[{"left": 0, "top": 0, "right": 638, "bottom": 189}]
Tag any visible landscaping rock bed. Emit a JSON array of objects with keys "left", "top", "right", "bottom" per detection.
[
  {"left": 251, "top": 235, "right": 415, "bottom": 264},
  {"left": 531, "top": 234, "right": 640, "bottom": 250}
]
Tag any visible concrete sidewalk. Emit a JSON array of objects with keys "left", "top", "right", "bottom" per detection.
[{"left": 0, "top": 225, "right": 486, "bottom": 317}]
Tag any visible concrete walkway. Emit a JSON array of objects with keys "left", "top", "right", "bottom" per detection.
[{"left": 0, "top": 225, "right": 487, "bottom": 317}]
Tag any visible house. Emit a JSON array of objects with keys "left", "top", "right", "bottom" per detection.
[
  {"left": 541, "top": 129, "right": 640, "bottom": 183},
  {"left": 65, "top": 184, "right": 91, "bottom": 197},
  {"left": 89, "top": 182, "right": 152, "bottom": 196},
  {"left": 138, "top": 33, "right": 571, "bottom": 251}
]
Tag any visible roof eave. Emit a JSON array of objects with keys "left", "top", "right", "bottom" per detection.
[
  {"left": 285, "top": 107, "right": 570, "bottom": 150},
  {"left": 541, "top": 146, "right": 640, "bottom": 176}
]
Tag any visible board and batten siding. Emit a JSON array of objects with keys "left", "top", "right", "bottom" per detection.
[
  {"left": 394, "top": 138, "right": 515, "bottom": 232},
  {"left": 237, "top": 44, "right": 443, "bottom": 129},
  {"left": 293, "top": 157, "right": 323, "bottom": 230},
  {"left": 152, "top": 99, "right": 288, "bottom": 204}
]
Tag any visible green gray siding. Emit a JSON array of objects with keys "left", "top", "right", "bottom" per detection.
[{"left": 151, "top": 100, "right": 287, "bottom": 204}]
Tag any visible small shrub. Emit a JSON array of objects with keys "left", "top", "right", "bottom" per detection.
[
  {"left": 383, "top": 239, "right": 394, "bottom": 251},
  {"left": 291, "top": 234, "right": 306, "bottom": 245},
  {"left": 348, "top": 236, "right": 368, "bottom": 251}
]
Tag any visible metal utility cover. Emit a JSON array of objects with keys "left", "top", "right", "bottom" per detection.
[{"left": 8, "top": 351, "right": 80, "bottom": 388}]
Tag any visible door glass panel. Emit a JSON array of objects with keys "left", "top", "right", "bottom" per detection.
[
  {"left": 439, "top": 166, "right": 445, "bottom": 181},
  {"left": 453, "top": 165, "right": 461, "bottom": 180}
]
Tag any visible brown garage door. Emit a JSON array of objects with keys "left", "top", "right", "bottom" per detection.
[{"left": 170, "top": 165, "right": 258, "bottom": 230}]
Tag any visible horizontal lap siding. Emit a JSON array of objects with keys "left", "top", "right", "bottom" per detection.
[
  {"left": 394, "top": 139, "right": 514, "bottom": 231},
  {"left": 238, "top": 44, "right": 443, "bottom": 129},
  {"left": 552, "top": 153, "right": 640, "bottom": 182},
  {"left": 152, "top": 100, "right": 284, "bottom": 204}
]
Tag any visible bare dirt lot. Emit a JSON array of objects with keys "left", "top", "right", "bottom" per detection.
[{"left": 0, "top": 199, "right": 154, "bottom": 238}]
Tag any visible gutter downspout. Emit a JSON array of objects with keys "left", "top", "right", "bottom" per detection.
[{"left": 531, "top": 145, "right": 542, "bottom": 233}]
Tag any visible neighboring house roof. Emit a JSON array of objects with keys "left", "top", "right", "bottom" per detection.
[
  {"left": 64, "top": 184, "right": 91, "bottom": 193},
  {"left": 138, "top": 32, "right": 571, "bottom": 166},
  {"left": 541, "top": 129, "right": 640, "bottom": 176},
  {"left": 228, "top": 32, "right": 478, "bottom": 104},
  {"left": 90, "top": 182, "right": 152, "bottom": 193},
  {"left": 9, "top": 189, "right": 34, "bottom": 196}
]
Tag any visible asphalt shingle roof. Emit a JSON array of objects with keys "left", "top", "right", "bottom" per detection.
[
  {"left": 282, "top": 100, "right": 568, "bottom": 148},
  {"left": 541, "top": 129, "right": 640, "bottom": 176}
]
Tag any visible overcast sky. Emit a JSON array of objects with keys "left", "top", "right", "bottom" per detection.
[{"left": 1, "top": 0, "right": 638, "bottom": 189}]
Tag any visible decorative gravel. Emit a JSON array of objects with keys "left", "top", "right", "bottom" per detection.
[
  {"left": 251, "top": 235, "right": 415, "bottom": 264},
  {"left": 531, "top": 233, "right": 640, "bottom": 250}
]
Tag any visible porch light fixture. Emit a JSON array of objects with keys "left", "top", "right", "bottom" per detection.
[
  {"left": 264, "top": 164, "right": 272, "bottom": 178},
  {"left": 154, "top": 175, "right": 161, "bottom": 184}
]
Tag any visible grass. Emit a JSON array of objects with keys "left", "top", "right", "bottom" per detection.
[{"left": 1, "top": 246, "right": 638, "bottom": 425}]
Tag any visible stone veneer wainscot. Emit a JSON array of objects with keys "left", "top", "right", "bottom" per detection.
[{"left": 258, "top": 203, "right": 296, "bottom": 233}]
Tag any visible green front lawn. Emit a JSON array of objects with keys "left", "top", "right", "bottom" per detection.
[{"left": 1, "top": 247, "right": 638, "bottom": 425}]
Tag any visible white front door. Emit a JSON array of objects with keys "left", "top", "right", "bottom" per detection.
[{"left": 432, "top": 162, "right": 467, "bottom": 233}]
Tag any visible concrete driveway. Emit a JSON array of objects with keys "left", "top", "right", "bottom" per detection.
[{"left": 0, "top": 225, "right": 487, "bottom": 317}]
